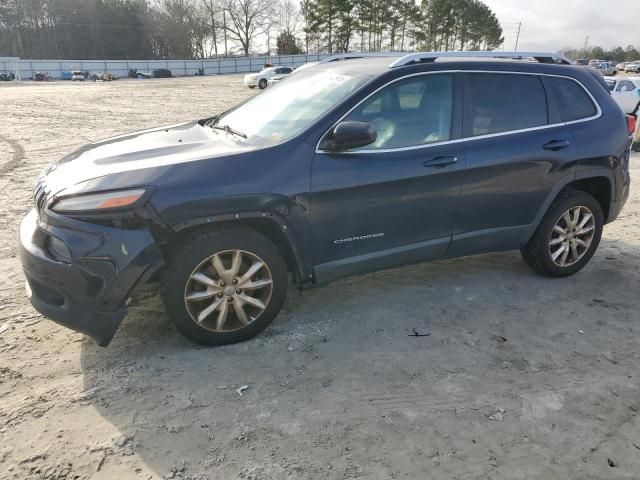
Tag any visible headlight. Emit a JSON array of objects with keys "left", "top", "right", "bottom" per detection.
[{"left": 51, "top": 189, "right": 147, "bottom": 213}]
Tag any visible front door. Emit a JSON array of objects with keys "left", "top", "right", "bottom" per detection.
[{"left": 309, "top": 73, "right": 465, "bottom": 282}]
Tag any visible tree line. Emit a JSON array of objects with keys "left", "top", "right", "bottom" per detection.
[
  {"left": 300, "top": 0, "right": 502, "bottom": 54},
  {"left": 0, "top": 0, "right": 504, "bottom": 59},
  {"left": 563, "top": 45, "right": 640, "bottom": 63}
]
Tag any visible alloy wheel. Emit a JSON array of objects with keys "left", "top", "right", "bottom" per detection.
[
  {"left": 548, "top": 206, "right": 595, "bottom": 267},
  {"left": 184, "top": 250, "right": 273, "bottom": 332}
]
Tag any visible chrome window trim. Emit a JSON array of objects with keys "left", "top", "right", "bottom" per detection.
[{"left": 315, "top": 70, "right": 602, "bottom": 155}]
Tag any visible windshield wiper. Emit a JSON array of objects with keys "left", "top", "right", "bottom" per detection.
[{"left": 210, "top": 123, "right": 247, "bottom": 139}]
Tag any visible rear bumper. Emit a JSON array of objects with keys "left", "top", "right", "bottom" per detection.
[{"left": 19, "top": 209, "right": 164, "bottom": 346}]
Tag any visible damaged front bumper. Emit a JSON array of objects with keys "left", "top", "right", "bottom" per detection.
[{"left": 19, "top": 208, "right": 164, "bottom": 346}]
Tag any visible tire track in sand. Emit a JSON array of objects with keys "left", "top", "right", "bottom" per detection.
[{"left": 0, "top": 135, "right": 25, "bottom": 175}]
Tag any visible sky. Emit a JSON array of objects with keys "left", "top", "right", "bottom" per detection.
[{"left": 482, "top": 0, "right": 640, "bottom": 52}]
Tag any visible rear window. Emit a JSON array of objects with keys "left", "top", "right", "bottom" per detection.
[
  {"left": 547, "top": 77, "right": 597, "bottom": 122},
  {"left": 616, "top": 80, "right": 636, "bottom": 92},
  {"left": 465, "top": 73, "right": 548, "bottom": 137}
]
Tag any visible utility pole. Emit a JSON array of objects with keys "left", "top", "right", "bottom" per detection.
[
  {"left": 581, "top": 35, "right": 589, "bottom": 59},
  {"left": 514, "top": 22, "right": 521, "bottom": 53},
  {"left": 223, "top": 9, "right": 228, "bottom": 57}
]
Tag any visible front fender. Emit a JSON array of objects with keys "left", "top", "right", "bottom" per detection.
[{"left": 159, "top": 194, "right": 313, "bottom": 283}]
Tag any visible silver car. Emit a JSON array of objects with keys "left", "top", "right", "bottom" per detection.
[
  {"left": 625, "top": 62, "right": 640, "bottom": 73},
  {"left": 596, "top": 63, "right": 616, "bottom": 76}
]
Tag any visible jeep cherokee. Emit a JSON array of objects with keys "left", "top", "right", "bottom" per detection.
[{"left": 19, "top": 51, "right": 633, "bottom": 346}]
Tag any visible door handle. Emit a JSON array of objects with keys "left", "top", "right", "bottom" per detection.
[
  {"left": 543, "top": 140, "right": 571, "bottom": 151},
  {"left": 423, "top": 156, "right": 458, "bottom": 168}
]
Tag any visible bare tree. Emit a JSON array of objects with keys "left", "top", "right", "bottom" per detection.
[
  {"left": 201, "top": 0, "right": 221, "bottom": 56},
  {"left": 223, "top": 0, "right": 272, "bottom": 56},
  {"left": 276, "top": 0, "right": 301, "bottom": 36}
]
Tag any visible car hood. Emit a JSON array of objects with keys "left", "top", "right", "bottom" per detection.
[{"left": 42, "top": 121, "right": 253, "bottom": 196}]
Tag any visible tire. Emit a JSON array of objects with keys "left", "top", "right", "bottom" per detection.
[
  {"left": 163, "top": 226, "right": 288, "bottom": 346},
  {"left": 258, "top": 78, "right": 267, "bottom": 89},
  {"left": 520, "top": 190, "right": 604, "bottom": 277},
  {"left": 248, "top": 86, "right": 256, "bottom": 89}
]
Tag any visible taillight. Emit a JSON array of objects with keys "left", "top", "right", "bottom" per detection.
[{"left": 627, "top": 115, "right": 636, "bottom": 136}]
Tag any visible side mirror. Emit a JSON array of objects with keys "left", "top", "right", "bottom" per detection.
[{"left": 321, "top": 121, "right": 377, "bottom": 151}]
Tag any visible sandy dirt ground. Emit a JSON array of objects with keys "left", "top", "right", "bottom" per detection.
[{"left": 1, "top": 76, "right": 639, "bottom": 480}]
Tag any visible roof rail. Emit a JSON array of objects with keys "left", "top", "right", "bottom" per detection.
[
  {"left": 318, "top": 52, "right": 402, "bottom": 64},
  {"left": 388, "top": 51, "right": 572, "bottom": 68}
]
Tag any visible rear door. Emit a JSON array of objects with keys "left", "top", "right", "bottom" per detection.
[
  {"left": 449, "top": 72, "right": 580, "bottom": 256},
  {"left": 309, "top": 73, "right": 465, "bottom": 281}
]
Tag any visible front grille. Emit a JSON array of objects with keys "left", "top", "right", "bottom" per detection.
[{"left": 33, "top": 177, "right": 50, "bottom": 213}]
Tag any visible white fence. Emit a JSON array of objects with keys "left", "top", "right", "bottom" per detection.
[{"left": 0, "top": 54, "right": 334, "bottom": 80}]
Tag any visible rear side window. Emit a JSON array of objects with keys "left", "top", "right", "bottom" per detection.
[
  {"left": 465, "top": 73, "right": 548, "bottom": 137},
  {"left": 547, "top": 77, "right": 597, "bottom": 122}
]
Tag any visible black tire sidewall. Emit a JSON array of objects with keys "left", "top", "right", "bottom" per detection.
[
  {"left": 163, "top": 227, "right": 288, "bottom": 346},
  {"left": 533, "top": 191, "right": 604, "bottom": 277},
  {"left": 258, "top": 79, "right": 267, "bottom": 89}
]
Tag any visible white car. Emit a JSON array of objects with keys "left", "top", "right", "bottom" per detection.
[
  {"left": 267, "top": 74, "right": 287, "bottom": 87},
  {"left": 243, "top": 66, "right": 293, "bottom": 89},
  {"left": 604, "top": 76, "right": 640, "bottom": 115},
  {"left": 624, "top": 62, "right": 640, "bottom": 73},
  {"left": 71, "top": 71, "right": 85, "bottom": 81}
]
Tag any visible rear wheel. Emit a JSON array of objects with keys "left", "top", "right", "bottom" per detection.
[
  {"left": 163, "top": 226, "right": 288, "bottom": 345},
  {"left": 520, "top": 190, "right": 603, "bottom": 277}
]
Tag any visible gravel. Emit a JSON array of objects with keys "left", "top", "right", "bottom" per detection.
[{"left": 1, "top": 76, "right": 639, "bottom": 480}]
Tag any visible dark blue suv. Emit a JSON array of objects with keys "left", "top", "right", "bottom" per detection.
[{"left": 19, "top": 52, "right": 632, "bottom": 346}]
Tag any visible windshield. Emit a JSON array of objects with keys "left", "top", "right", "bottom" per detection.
[{"left": 215, "top": 69, "right": 371, "bottom": 146}]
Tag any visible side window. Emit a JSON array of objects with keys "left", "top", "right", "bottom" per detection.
[
  {"left": 547, "top": 77, "right": 597, "bottom": 122},
  {"left": 616, "top": 80, "right": 635, "bottom": 92},
  {"left": 344, "top": 74, "right": 454, "bottom": 150},
  {"left": 465, "top": 73, "right": 548, "bottom": 137},
  {"left": 282, "top": 67, "right": 293, "bottom": 74},
  {"left": 605, "top": 80, "right": 616, "bottom": 92}
]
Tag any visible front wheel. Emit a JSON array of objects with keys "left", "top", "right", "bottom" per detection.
[
  {"left": 258, "top": 78, "right": 267, "bottom": 89},
  {"left": 520, "top": 190, "right": 604, "bottom": 277},
  {"left": 163, "top": 226, "right": 288, "bottom": 346}
]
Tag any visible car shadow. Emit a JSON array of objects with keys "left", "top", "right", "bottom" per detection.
[{"left": 79, "top": 237, "right": 640, "bottom": 478}]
